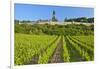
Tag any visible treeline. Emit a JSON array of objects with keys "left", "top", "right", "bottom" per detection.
[
  {"left": 64, "top": 17, "right": 94, "bottom": 23},
  {"left": 15, "top": 17, "right": 94, "bottom": 24},
  {"left": 15, "top": 23, "right": 94, "bottom": 36},
  {"left": 15, "top": 20, "right": 35, "bottom": 23}
]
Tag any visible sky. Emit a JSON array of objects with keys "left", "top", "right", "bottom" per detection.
[{"left": 15, "top": 3, "right": 94, "bottom": 22}]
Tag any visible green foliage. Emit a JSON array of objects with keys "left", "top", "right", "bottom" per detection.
[
  {"left": 15, "top": 23, "right": 94, "bottom": 36},
  {"left": 15, "top": 20, "right": 19, "bottom": 24},
  {"left": 66, "top": 36, "right": 92, "bottom": 61},
  {"left": 63, "top": 36, "right": 70, "bottom": 62},
  {"left": 38, "top": 36, "right": 60, "bottom": 64},
  {"left": 15, "top": 34, "right": 94, "bottom": 65},
  {"left": 65, "top": 17, "right": 94, "bottom": 23},
  {"left": 15, "top": 34, "right": 57, "bottom": 65},
  {"left": 88, "top": 18, "right": 94, "bottom": 23},
  {"left": 14, "top": 20, "right": 94, "bottom": 65}
]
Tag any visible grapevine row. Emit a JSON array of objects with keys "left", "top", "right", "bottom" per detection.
[
  {"left": 66, "top": 36, "right": 91, "bottom": 61},
  {"left": 63, "top": 36, "right": 70, "bottom": 62},
  {"left": 38, "top": 36, "right": 61, "bottom": 64}
]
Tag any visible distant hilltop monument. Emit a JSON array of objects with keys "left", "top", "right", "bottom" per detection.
[
  {"left": 52, "top": 10, "right": 58, "bottom": 22},
  {"left": 50, "top": 10, "right": 58, "bottom": 25},
  {"left": 37, "top": 10, "right": 59, "bottom": 25}
]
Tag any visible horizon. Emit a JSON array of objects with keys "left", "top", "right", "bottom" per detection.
[{"left": 15, "top": 3, "right": 94, "bottom": 22}]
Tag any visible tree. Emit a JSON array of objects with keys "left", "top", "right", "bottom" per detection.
[
  {"left": 80, "top": 17, "right": 88, "bottom": 23},
  {"left": 15, "top": 20, "right": 19, "bottom": 24},
  {"left": 88, "top": 18, "right": 94, "bottom": 23}
]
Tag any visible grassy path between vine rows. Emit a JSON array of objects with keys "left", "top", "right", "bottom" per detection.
[{"left": 49, "top": 36, "right": 64, "bottom": 63}]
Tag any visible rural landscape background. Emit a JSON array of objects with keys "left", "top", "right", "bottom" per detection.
[{"left": 14, "top": 4, "right": 94, "bottom": 65}]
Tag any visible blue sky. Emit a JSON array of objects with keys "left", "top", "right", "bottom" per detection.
[{"left": 15, "top": 3, "right": 94, "bottom": 21}]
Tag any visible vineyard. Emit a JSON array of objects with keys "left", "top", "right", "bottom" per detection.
[
  {"left": 15, "top": 33, "right": 94, "bottom": 65},
  {"left": 14, "top": 4, "right": 94, "bottom": 66}
]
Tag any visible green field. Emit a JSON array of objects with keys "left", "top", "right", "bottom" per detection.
[{"left": 15, "top": 33, "right": 94, "bottom": 65}]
